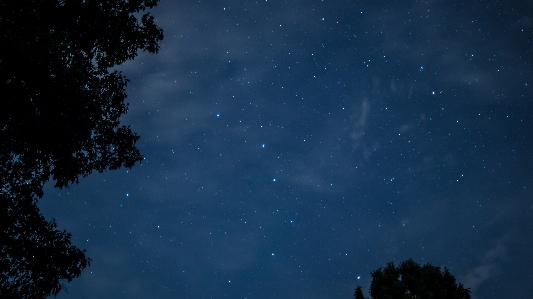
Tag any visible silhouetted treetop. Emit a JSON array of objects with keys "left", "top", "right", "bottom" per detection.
[
  {"left": 1, "top": 1, "right": 163, "bottom": 298},
  {"left": 355, "top": 258, "right": 471, "bottom": 299},
  {"left": 354, "top": 286, "right": 365, "bottom": 299},
  {"left": 0, "top": 192, "right": 91, "bottom": 299},
  {"left": 0, "top": 0, "right": 164, "bottom": 197}
]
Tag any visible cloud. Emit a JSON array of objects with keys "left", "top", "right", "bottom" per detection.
[{"left": 460, "top": 238, "right": 507, "bottom": 298}]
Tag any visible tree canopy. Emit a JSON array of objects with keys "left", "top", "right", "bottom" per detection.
[
  {"left": 1, "top": 0, "right": 163, "bottom": 198},
  {"left": 0, "top": 0, "right": 163, "bottom": 298},
  {"left": 354, "top": 259, "right": 471, "bottom": 299},
  {"left": 0, "top": 192, "right": 90, "bottom": 299}
]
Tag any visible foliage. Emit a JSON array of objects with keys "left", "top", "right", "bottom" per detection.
[
  {"left": 0, "top": 0, "right": 163, "bottom": 298},
  {"left": 355, "top": 259, "right": 471, "bottom": 299},
  {"left": 0, "top": 192, "right": 90, "bottom": 299},
  {"left": 0, "top": 0, "right": 163, "bottom": 198}
]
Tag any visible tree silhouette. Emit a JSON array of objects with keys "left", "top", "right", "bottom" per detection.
[
  {"left": 0, "top": 0, "right": 163, "bottom": 297},
  {"left": 1, "top": 0, "right": 163, "bottom": 198},
  {"left": 354, "top": 259, "right": 471, "bottom": 299},
  {"left": 354, "top": 285, "right": 366, "bottom": 299},
  {"left": 0, "top": 192, "right": 90, "bottom": 299}
]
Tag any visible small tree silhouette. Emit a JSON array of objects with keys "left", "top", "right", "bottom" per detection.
[{"left": 354, "top": 258, "right": 471, "bottom": 299}]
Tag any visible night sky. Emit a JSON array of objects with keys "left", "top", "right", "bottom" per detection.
[{"left": 39, "top": 1, "right": 533, "bottom": 298}]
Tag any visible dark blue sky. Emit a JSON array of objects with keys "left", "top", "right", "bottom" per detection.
[{"left": 40, "top": 1, "right": 533, "bottom": 298}]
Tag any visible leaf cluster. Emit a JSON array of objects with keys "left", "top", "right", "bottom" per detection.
[
  {"left": 0, "top": 0, "right": 163, "bottom": 197},
  {"left": 0, "top": 192, "right": 90, "bottom": 299},
  {"left": 0, "top": 1, "right": 163, "bottom": 298}
]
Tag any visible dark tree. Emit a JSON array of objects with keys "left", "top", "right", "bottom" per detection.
[
  {"left": 0, "top": 192, "right": 90, "bottom": 299},
  {"left": 0, "top": 0, "right": 163, "bottom": 198},
  {"left": 0, "top": 0, "right": 163, "bottom": 298},
  {"left": 355, "top": 259, "right": 471, "bottom": 299},
  {"left": 354, "top": 285, "right": 366, "bottom": 299}
]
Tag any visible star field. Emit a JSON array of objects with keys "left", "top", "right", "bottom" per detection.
[{"left": 39, "top": 1, "right": 533, "bottom": 298}]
